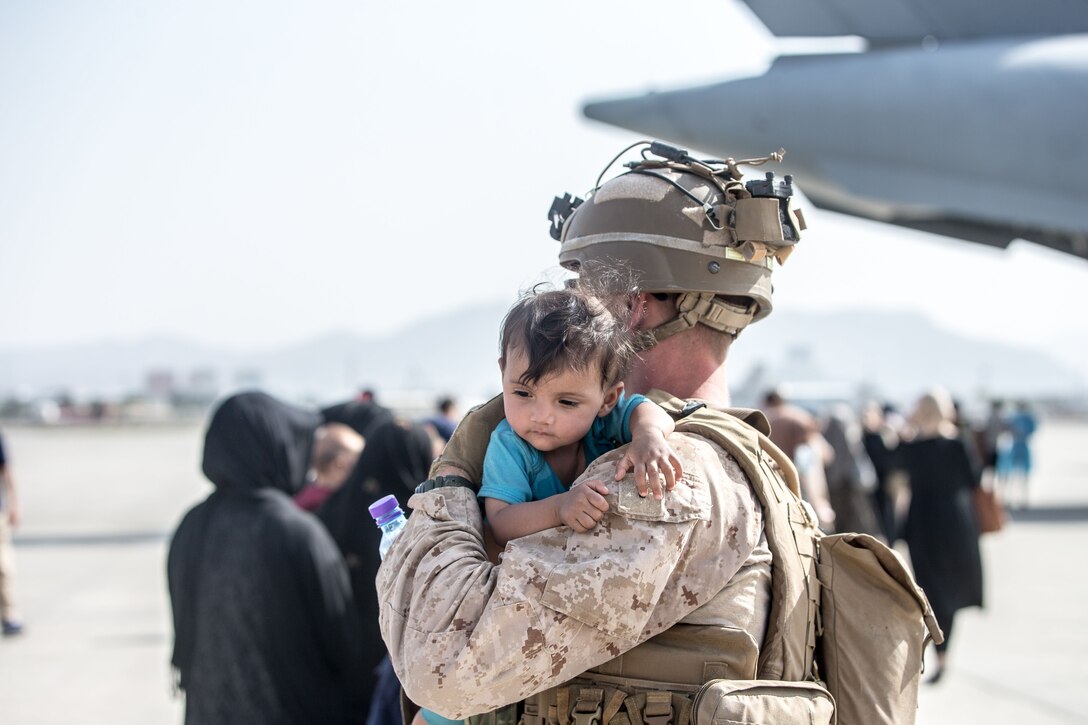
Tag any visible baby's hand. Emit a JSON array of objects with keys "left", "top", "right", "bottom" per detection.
[
  {"left": 615, "top": 431, "right": 684, "bottom": 499},
  {"left": 557, "top": 480, "right": 610, "bottom": 532}
]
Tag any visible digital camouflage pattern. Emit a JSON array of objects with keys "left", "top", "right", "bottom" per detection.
[{"left": 376, "top": 433, "right": 767, "bottom": 720}]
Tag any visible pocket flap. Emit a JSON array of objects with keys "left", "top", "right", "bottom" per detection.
[{"left": 692, "top": 679, "right": 835, "bottom": 725}]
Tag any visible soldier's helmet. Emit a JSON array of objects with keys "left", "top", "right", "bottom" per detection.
[{"left": 548, "top": 141, "right": 806, "bottom": 342}]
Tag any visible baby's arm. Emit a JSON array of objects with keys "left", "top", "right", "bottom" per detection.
[
  {"left": 484, "top": 482, "right": 610, "bottom": 547},
  {"left": 615, "top": 402, "right": 684, "bottom": 499}
]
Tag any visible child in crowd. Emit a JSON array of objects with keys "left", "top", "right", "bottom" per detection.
[
  {"left": 416, "top": 281, "right": 684, "bottom": 725},
  {"left": 292, "top": 423, "right": 363, "bottom": 512}
]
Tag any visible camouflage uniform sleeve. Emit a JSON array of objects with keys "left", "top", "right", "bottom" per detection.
[
  {"left": 428, "top": 394, "right": 505, "bottom": 484},
  {"left": 377, "top": 432, "right": 763, "bottom": 720}
]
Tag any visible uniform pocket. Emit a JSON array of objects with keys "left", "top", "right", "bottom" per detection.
[{"left": 691, "top": 679, "right": 835, "bottom": 725}]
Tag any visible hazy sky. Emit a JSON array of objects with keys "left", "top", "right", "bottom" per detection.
[{"left": 3, "top": 0, "right": 1086, "bottom": 372}]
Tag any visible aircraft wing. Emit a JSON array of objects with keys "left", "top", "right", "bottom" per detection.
[
  {"left": 740, "top": 0, "right": 1088, "bottom": 45},
  {"left": 582, "top": 1, "right": 1088, "bottom": 261}
]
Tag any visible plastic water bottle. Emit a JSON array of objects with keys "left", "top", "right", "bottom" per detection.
[{"left": 368, "top": 494, "right": 407, "bottom": 560}]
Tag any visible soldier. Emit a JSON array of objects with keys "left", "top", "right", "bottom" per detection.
[{"left": 376, "top": 142, "right": 823, "bottom": 723}]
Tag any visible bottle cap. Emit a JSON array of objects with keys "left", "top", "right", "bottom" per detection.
[{"left": 368, "top": 494, "right": 401, "bottom": 522}]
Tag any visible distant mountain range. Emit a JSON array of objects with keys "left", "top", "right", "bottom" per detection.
[{"left": 0, "top": 301, "right": 1083, "bottom": 410}]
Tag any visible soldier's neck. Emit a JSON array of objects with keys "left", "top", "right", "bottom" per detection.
[{"left": 626, "top": 349, "right": 731, "bottom": 407}]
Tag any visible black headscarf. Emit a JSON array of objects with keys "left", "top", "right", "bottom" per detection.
[
  {"left": 321, "top": 399, "right": 396, "bottom": 439},
  {"left": 201, "top": 391, "right": 319, "bottom": 494},
  {"left": 169, "top": 392, "right": 366, "bottom": 724},
  {"left": 317, "top": 420, "right": 434, "bottom": 717}
]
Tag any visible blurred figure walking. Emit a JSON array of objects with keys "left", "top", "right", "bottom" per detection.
[
  {"left": 978, "top": 399, "right": 1007, "bottom": 488},
  {"left": 891, "top": 388, "right": 984, "bottom": 683},
  {"left": 421, "top": 396, "right": 460, "bottom": 447},
  {"left": 763, "top": 389, "right": 836, "bottom": 531},
  {"left": 0, "top": 430, "right": 24, "bottom": 636},
  {"left": 861, "top": 400, "right": 901, "bottom": 542},
  {"left": 822, "top": 404, "right": 882, "bottom": 536},
  {"left": 1002, "top": 401, "right": 1038, "bottom": 509}
]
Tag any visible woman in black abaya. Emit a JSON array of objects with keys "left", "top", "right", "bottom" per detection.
[
  {"left": 892, "top": 388, "right": 984, "bottom": 683},
  {"left": 168, "top": 392, "right": 367, "bottom": 725}
]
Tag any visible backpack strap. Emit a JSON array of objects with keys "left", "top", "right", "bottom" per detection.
[{"left": 648, "top": 391, "right": 821, "bottom": 683}]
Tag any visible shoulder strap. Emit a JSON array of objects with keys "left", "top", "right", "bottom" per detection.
[{"left": 648, "top": 391, "right": 821, "bottom": 682}]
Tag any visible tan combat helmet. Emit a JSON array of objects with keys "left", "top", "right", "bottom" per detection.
[{"left": 548, "top": 141, "right": 806, "bottom": 342}]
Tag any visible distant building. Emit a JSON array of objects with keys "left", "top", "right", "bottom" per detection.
[
  {"left": 146, "top": 369, "right": 176, "bottom": 401},
  {"left": 187, "top": 368, "right": 219, "bottom": 402},
  {"left": 233, "top": 368, "right": 263, "bottom": 390}
]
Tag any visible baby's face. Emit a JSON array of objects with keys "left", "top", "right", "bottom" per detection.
[{"left": 500, "top": 348, "right": 619, "bottom": 453}]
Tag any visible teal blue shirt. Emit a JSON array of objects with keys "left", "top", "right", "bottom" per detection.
[{"left": 478, "top": 392, "right": 648, "bottom": 504}]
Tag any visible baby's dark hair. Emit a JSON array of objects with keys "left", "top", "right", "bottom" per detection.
[{"left": 499, "top": 272, "right": 646, "bottom": 389}]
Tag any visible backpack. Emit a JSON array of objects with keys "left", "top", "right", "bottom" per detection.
[
  {"left": 451, "top": 393, "right": 943, "bottom": 725},
  {"left": 660, "top": 395, "right": 943, "bottom": 725}
]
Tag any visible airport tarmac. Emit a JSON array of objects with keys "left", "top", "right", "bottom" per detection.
[{"left": 0, "top": 419, "right": 1086, "bottom": 724}]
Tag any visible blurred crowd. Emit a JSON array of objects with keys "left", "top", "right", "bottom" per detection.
[
  {"left": 762, "top": 385, "right": 1038, "bottom": 683},
  {"left": 165, "top": 388, "right": 460, "bottom": 725},
  {"left": 760, "top": 387, "right": 1039, "bottom": 540},
  {"left": 157, "top": 383, "right": 1038, "bottom": 722}
]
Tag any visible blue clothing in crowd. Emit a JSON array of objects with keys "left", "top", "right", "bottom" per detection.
[{"left": 1005, "top": 409, "right": 1038, "bottom": 473}]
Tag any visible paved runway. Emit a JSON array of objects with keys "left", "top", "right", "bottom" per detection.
[{"left": 1, "top": 419, "right": 1086, "bottom": 724}]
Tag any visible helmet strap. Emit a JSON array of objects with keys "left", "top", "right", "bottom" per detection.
[{"left": 650, "top": 292, "right": 757, "bottom": 344}]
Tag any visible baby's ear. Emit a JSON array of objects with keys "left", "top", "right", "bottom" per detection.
[{"left": 598, "top": 382, "right": 624, "bottom": 417}]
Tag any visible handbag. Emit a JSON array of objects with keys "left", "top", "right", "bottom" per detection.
[{"left": 972, "top": 486, "right": 1006, "bottom": 534}]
